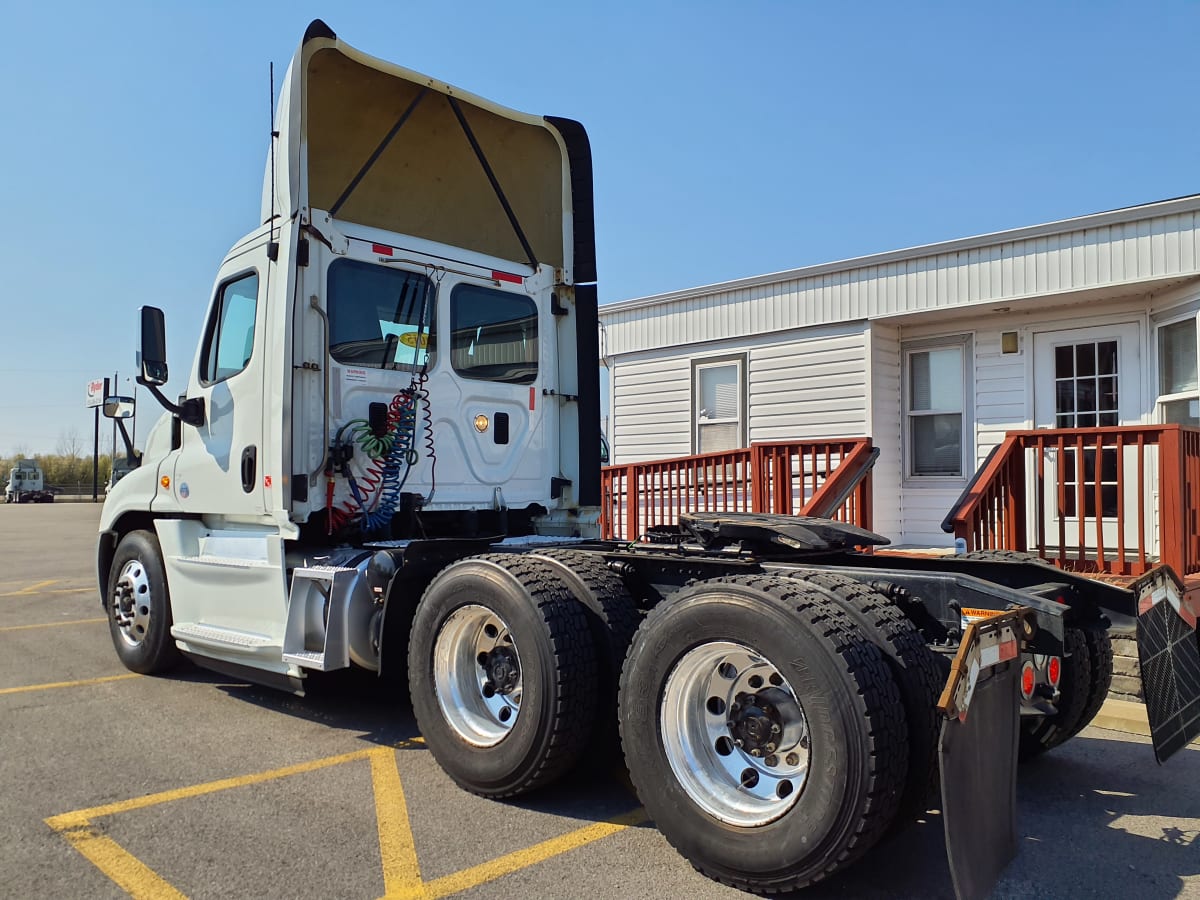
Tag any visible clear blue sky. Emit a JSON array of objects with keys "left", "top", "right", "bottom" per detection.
[{"left": 2, "top": 1, "right": 1197, "bottom": 455}]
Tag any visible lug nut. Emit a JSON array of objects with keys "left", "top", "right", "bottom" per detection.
[
  {"left": 749, "top": 748, "right": 761, "bottom": 757},
  {"left": 770, "top": 723, "right": 781, "bottom": 734},
  {"left": 764, "top": 755, "right": 779, "bottom": 767},
  {"left": 786, "top": 752, "right": 800, "bottom": 766}
]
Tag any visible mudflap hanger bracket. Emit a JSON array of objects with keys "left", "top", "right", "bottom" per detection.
[
  {"left": 936, "top": 607, "right": 1036, "bottom": 900},
  {"left": 1131, "top": 564, "right": 1200, "bottom": 763}
]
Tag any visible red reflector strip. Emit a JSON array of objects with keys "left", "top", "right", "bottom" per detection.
[
  {"left": 529, "top": 387, "right": 536, "bottom": 411},
  {"left": 372, "top": 243, "right": 394, "bottom": 257},
  {"left": 492, "top": 270, "right": 522, "bottom": 284},
  {"left": 998, "top": 638, "right": 1018, "bottom": 662}
]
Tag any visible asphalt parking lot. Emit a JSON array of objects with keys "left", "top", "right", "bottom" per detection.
[{"left": 2, "top": 503, "right": 1198, "bottom": 899}]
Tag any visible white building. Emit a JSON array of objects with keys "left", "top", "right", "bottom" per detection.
[{"left": 599, "top": 195, "right": 1200, "bottom": 547}]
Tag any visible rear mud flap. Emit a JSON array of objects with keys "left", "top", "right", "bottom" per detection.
[
  {"left": 1132, "top": 566, "right": 1200, "bottom": 763},
  {"left": 936, "top": 609, "right": 1034, "bottom": 900}
]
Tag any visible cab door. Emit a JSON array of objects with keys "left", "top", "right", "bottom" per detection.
[
  {"left": 167, "top": 242, "right": 269, "bottom": 519},
  {"left": 428, "top": 278, "right": 553, "bottom": 507}
]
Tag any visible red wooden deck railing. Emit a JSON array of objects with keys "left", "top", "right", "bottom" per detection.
[
  {"left": 600, "top": 438, "right": 874, "bottom": 541},
  {"left": 945, "top": 424, "right": 1200, "bottom": 576}
]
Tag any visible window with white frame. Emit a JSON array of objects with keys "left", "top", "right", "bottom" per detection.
[
  {"left": 905, "top": 340, "right": 969, "bottom": 478},
  {"left": 693, "top": 356, "right": 745, "bottom": 453},
  {"left": 1157, "top": 315, "right": 1199, "bottom": 426}
]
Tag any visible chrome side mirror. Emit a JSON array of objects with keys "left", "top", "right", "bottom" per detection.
[{"left": 103, "top": 396, "right": 136, "bottom": 419}]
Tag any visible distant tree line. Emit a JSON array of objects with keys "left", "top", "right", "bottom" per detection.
[{"left": 1, "top": 451, "right": 117, "bottom": 487}]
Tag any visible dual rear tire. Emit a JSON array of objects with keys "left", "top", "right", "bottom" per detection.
[
  {"left": 407, "top": 553, "right": 637, "bottom": 799},
  {"left": 619, "top": 575, "right": 920, "bottom": 893},
  {"left": 410, "top": 564, "right": 939, "bottom": 892}
]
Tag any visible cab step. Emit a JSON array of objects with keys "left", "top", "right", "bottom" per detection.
[
  {"left": 282, "top": 566, "right": 359, "bottom": 671},
  {"left": 171, "top": 623, "right": 280, "bottom": 656}
]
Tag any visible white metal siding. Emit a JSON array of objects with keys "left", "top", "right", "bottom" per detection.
[
  {"left": 748, "top": 331, "right": 868, "bottom": 443},
  {"left": 601, "top": 199, "right": 1200, "bottom": 357},
  {"left": 610, "top": 357, "right": 691, "bottom": 463},
  {"left": 610, "top": 326, "right": 869, "bottom": 465},
  {"left": 867, "top": 323, "right": 902, "bottom": 539}
]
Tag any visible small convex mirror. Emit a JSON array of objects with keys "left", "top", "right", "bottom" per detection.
[
  {"left": 138, "top": 306, "right": 169, "bottom": 386},
  {"left": 103, "top": 396, "right": 136, "bottom": 419}
]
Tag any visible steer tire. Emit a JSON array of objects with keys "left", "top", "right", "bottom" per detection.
[
  {"left": 786, "top": 571, "right": 944, "bottom": 822},
  {"left": 1019, "top": 625, "right": 1093, "bottom": 760},
  {"left": 106, "top": 530, "right": 182, "bottom": 675},
  {"left": 529, "top": 549, "right": 639, "bottom": 753},
  {"left": 620, "top": 574, "right": 908, "bottom": 893},
  {"left": 408, "top": 554, "right": 598, "bottom": 799}
]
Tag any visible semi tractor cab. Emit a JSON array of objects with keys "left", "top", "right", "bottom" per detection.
[
  {"left": 97, "top": 21, "right": 1200, "bottom": 898},
  {"left": 5, "top": 460, "right": 53, "bottom": 503}
]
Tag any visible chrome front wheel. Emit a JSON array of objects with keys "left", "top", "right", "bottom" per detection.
[
  {"left": 111, "top": 559, "right": 153, "bottom": 649},
  {"left": 105, "top": 530, "right": 181, "bottom": 674}
]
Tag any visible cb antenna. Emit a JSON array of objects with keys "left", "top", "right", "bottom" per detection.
[{"left": 268, "top": 61, "right": 280, "bottom": 261}]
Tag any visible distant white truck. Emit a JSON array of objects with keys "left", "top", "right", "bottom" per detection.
[{"left": 5, "top": 460, "right": 53, "bottom": 503}]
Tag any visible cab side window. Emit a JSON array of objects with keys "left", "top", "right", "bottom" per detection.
[
  {"left": 450, "top": 284, "right": 538, "bottom": 384},
  {"left": 200, "top": 272, "right": 259, "bottom": 384}
]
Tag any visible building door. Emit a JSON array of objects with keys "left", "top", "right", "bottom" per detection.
[{"left": 1031, "top": 323, "right": 1143, "bottom": 553}]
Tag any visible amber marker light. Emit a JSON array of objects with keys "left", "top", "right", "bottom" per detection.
[
  {"left": 160, "top": 476, "right": 171, "bottom": 489},
  {"left": 474, "top": 414, "right": 489, "bottom": 433}
]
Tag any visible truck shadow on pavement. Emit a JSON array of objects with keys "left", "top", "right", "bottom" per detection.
[
  {"left": 199, "top": 666, "right": 658, "bottom": 829},
  {"left": 194, "top": 664, "right": 1200, "bottom": 898},
  {"left": 808, "top": 732, "right": 1200, "bottom": 900}
]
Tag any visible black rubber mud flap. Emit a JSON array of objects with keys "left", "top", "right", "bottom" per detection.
[
  {"left": 936, "top": 609, "right": 1035, "bottom": 900},
  {"left": 1132, "top": 565, "right": 1200, "bottom": 763}
]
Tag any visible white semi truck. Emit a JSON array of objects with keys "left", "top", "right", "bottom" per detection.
[
  {"left": 98, "top": 21, "right": 1200, "bottom": 897},
  {"left": 5, "top": 459, "right": 53, "bottom": 503}
]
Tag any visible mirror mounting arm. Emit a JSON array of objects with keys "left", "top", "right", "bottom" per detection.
[
  {"left": 114, "top": 419, "right": 138, "bottom": 465},
  {"left": 140, "top": 380, "right": 205, "bottom": 428}
]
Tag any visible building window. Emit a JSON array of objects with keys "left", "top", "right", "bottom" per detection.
[
  {"left": 200, "top": 272, "right": 259, "bottom": 385},
  {"left": 1054, "top": 340, "right": 1119, "bottom": 428},
  {"left": 906, "top": 341, "right": 969, "bottom": 478},
  {"left": 1157, "top": 316, "right": 1198, "bottom": 426},
  {"left": 693, "top": 356, "right": 745, "bottom": 453}
]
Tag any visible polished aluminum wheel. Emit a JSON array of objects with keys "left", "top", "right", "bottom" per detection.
[
  {"left": 111, "top": 559, "right": 153, "bottom": 649},
  {"left": 661, "top": 641, "right": 810, "bottom": 827},
  {"left": 433, "top": 604, "right": 522, "bottom": 747}
]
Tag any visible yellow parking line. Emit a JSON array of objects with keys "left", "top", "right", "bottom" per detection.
[
  {"left": 47, "top": 748, "right": 377, "bottom": 828},
  {"left": 371, "top": 749, "right": 426, "bottom": 896},
  {"left": 55, "top": 825, "right": 185, "bottom": 900},
  {"left": 0, "top": 673, "right": 140, "bottom": 696},
  {"left": 47, "top": 741, "right": 648, "bottom": 900},
  {"left": 0, "top": 617, "right": 106, "bottom": 633},
  {"left": 0, "top": 579, "right": 60, "bottom": 596},
  {"left": 407, "top": 807, "right": 650, "bottom": 899}
]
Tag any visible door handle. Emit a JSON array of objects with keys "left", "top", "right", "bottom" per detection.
[{"left": 241, "top": 446, "right": 257, "bottom": 493}]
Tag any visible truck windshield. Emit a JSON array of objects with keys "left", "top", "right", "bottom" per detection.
[{"left": 328, "top": 259, "right": 435, "bottom": 370}]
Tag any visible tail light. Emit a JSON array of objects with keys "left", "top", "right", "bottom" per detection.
[
  {"left": 1020, "top": 660, "right": 1036, "bottom": 700},
  {"left": 1047, "top": 655, "right": 1062, "bottom": 687}
]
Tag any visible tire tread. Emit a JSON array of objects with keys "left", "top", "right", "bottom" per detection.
[{"left": 621, "top": 573, "right": 908, "bottom": 893}]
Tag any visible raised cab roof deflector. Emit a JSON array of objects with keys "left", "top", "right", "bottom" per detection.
[{"left": 264, "top": 20, "right": 580, "bottom": 278}]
